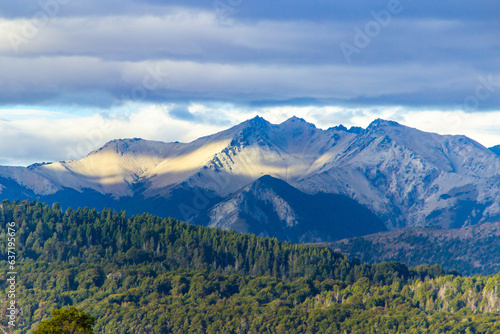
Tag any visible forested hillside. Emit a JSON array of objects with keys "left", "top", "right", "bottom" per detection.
[
  {"left": 1, "top": 200, "right": 500, "bottom": 333},
  {"left": 331, "top": 223, "right": 500, "bottom": 276}
]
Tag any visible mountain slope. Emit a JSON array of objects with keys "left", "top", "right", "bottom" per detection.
[
  {"left": 331, "top": 221, "right": 500, "bottom": 276},
  {"left": 1, "top": 116, "right": 500, "bottom": 234},
  {"left": 191, "top": 175, "right": 386, "bottom": 243},
  {"left": 490, "top": 145, "right": 500, "bottom": 156},
  {"left": 296, "top": 119, "right": 500, "bottom": 229}
]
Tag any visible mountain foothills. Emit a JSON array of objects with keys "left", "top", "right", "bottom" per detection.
[
  {"left": 190, "top": 175, "right": 385, "bottom": 243},
  {"left": 2, "top": 116, "right": 500, "bottom": 243},
  {"left": 331, "top": 221, "right": 500, "bottom": 276},
  {"left": 4, "top": 200, "right": 500, "bottom": 333}
]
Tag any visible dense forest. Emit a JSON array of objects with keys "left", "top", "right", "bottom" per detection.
[
  {"left": 1, "top": 200, "right": 500, "bottom": 333},
  {"left": 331, "top": 223, "right": 500, "bottom": 276}
]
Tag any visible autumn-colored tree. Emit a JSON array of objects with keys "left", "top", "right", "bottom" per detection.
[{"left": 33, "top": 307, "right": 94, "bottom": 334}]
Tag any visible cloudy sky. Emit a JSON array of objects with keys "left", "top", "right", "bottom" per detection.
[{"left": 0, "top": 0, "right": 499, "bottom": 165}]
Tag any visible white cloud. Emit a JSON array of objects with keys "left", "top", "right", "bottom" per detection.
[
  {"left": 2, "top": 105, "right": 500, "bottom": 167},
  {"left": 396, "top": 110, "right": 500, "bottom": 147},
  {"left": 0, "top": 106, "right": 228, "bottom": 166},
  {"left": 226, "top": 106, "right": 500, "bottom": 148},
  {"left": 0, "top": 4, "right": 499, "bottom": 165}
]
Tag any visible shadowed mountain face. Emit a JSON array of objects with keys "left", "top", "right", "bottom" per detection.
[
  {"left": 490, "top": 145, "right": 500, "bottom": 156},
  {"left": 1, "top": 116, "right": 500, "bottom": 240},
  {"left": 191, "top": 175, "right": 386, "bottom": 243},
  {"left": 331, "top": 221, "right": 500, "bottom": 276}
]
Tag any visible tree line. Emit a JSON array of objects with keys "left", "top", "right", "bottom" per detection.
[{"left": 0, "top": 199, "right": 499, "bottom": 333}]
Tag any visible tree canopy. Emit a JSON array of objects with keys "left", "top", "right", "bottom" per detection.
[
  {"left": 32, "top": 307, "right": 94, "bottom": 334},
  {"left": 0, "top": 200, "right": 499, "bottom": 333}
]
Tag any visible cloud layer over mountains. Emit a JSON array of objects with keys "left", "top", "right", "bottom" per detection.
[{"left": 0, "top": 1, "right": 498, "bottom": 109}]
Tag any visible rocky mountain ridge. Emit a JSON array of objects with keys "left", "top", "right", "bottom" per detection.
[{"left": 1, "top": 116, "right": 500, "bottom": 241}]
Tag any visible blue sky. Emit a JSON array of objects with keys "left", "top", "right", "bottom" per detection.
[{"left": 0, "top": 0, "right": 499, "bottom": 165}]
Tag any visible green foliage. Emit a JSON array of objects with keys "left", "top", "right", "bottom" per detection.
[
  {"left": 0, "top": 200, "right": 499, "bottom": 333},
  {"left": 332, "top": 225, "right": 500, "bottom": 276},
  {"left": 0, "top": 199, "right": 436, "bottom": 285},
  {"left": 32, "top": 307, "right": 94, "bottom": 334}
]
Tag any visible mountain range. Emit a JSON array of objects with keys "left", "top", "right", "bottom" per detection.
[{"left": 1, "top": 116, "right": 500, "bottom": 242}]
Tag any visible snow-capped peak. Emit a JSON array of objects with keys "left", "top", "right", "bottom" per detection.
[
  {"left": 366, "top": 118, "right": 401, "bottom": 130},
  {"left": 2, "top": 116, "right": 500, "bottom": 231},
  {"left": 240, "top": 115, "right": 271, "bottom": 129},
  {"left": 280, "top": 116, "right": 316, "bottom": 128}
]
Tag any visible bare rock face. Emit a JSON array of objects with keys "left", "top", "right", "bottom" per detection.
[
  {"left": 190, "top": 175, "right": 386, "bottom": 243},
  {"left": 2, "top": 116, "right": 500, "bottom": 238}
]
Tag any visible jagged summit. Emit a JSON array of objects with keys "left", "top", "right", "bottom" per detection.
[
  {"left": 327, "top": 124, "right": 364, "bottom": 134},
  {"left": 27, "top": 162, "right": 52, "bottom": 170},
  {"left": 367, "top": 118, "right": 402, "bottom": 129},
  {"left": 237, "top": 116, "right": 317, "bottom": 136},
  {"left": 328, "top": 124, "right": 348, "bottom": 132},
  {"left": 347, "top": 126, "right": 364, "bottom": 134},
  {"left": 2, "top": 115, "right": 500, "bottom": 233},
  {"left": 241, "top": 115, "right": 271, "bottom": 128},
  {"left": 280, "top": 116, "right": 316, "bottom": 128}
]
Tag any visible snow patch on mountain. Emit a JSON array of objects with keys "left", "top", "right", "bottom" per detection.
[
  {"left": 1, "top": 116, "right": 500, "bottom": 231},
  {"left": 30, "top": 138, "right": 180, "bottom": 197},
  {"left": 0, "top": 166, "right": 60, "bottom": 195}
]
